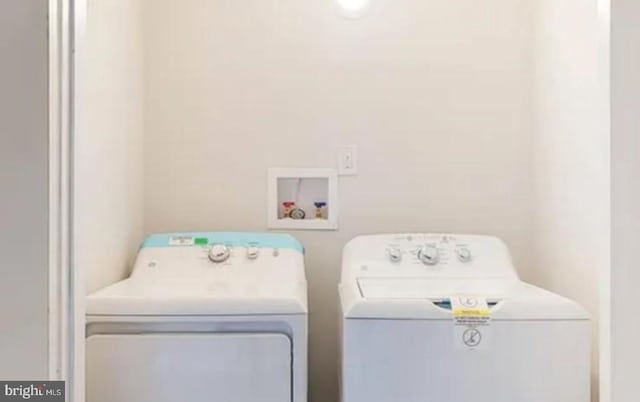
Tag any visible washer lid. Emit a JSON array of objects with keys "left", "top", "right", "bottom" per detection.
[
  {"left": 341, "top": 278, "right": 588, "bottom": 321},
  {"left": 358, "top": 277, "right": 518, "bottom": 300}
]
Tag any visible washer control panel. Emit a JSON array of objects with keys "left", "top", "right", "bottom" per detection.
[
  {"left": 381, "top": 234, "right": 477, "bottom": 266},
  {"left": 343, "top": 234, "right": 519, "bottom": 281}
]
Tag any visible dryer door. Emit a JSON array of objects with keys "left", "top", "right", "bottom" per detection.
[{"left": 86, "top": 333, "right": 291, "bottom": 402}]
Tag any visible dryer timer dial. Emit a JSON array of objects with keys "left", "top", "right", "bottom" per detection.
[{"left": 208, "top": 244, "right": 231, "bottom": 263}]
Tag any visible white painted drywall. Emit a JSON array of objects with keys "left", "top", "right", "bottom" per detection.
[
  {"left": 143, "top": 1, "right": 535, "bottom": 400},
  {"left": 0, "top": 0, "right": 50, "bottom": 379},
  {"left": 80, "top": 0, "right": 146, "bottom": 294},
  {"left": 611, "top": 0, "right": 640, "bottom": 401},
  {"left": 532, "top": 1, "right": 610, "bottom": 401}
]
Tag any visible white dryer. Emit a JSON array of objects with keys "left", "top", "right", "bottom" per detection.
[
  {"left": 339, "top": 234, "right": 590, "bottom": 402},
  {"left": 86, "top": 232, "right": 307, "bottom": 402}
]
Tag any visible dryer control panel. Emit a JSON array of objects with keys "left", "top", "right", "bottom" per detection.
[
  {"left": 130, "top": 232, "right": 305, "bottom": 281},
  {"left": 341, "top": 234, "right": 519, "bottom": 281},
  {"left": 86, "top": 232, "right": 308, "bottom": 316}
]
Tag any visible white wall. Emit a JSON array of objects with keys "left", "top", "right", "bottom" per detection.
[
  {"left": 81, "top": 0, "right": 146, "bottom": 294},
  {"left": 0, "top": 0, "right": 49, "bottom": 379},
  {"left": 532, "top": 1, "right": 610, "bottom": 401},
  {"left": 143, "top": 1, "right": 535, "bottom": 400},
  {"left": 611, "top": 1, "right": 640, "bottom": 401}
]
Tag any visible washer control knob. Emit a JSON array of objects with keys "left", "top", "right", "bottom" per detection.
[
  {"left": 456, "top": 247, "right": 472, "bottom": 263},
  {"left": 418, "top": 245, "right": 440, "bottom": 266},
  {"left": 247, "top": 246, "right": 260, "bottom": 260},
  {"left": 387, "top": 247, "right": 402, "bottom": 263},
  {"left": 208, "top": 244, "right": 230, "bottom": 263}
]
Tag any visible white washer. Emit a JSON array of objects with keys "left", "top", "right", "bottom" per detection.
[
  {"left": 339, "top": 234, "right": 590, "bottom": 402},
  {"left": 86, "top": 232, "right": 307, "bottom": 402}
]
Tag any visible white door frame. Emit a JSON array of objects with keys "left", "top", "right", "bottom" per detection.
[
  {"left": 48, "top": 0, "right": 66, "bottom": 382},
  {"left": 49, "top": 0, "right": 86, "bottom": 401},
  {"left": 71, "top": 0, "right": 87, "bottom": 399}
]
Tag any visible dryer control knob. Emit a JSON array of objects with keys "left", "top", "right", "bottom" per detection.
[
  {"left": 387, "top": 247, "right": 402, "bottom": 263},
  {"left": 208, "top": 244, "right": 230, "bottom": 263},
  {"left": 418, "top": 245, "right": 440, "bottom": 266},
  {"left": 247, "top": 246, "right": 260, "bottom": 260}
]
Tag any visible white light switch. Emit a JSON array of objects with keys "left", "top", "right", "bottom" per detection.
[{"left": 338, "top": 146, "right": 358, "bottom": 176}]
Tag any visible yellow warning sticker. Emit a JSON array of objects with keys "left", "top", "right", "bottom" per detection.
[
  {"left": 451, "top": 295, "right": 491, "bottom": 351},
  {"left": 451, "top": 295, "right": 491, "bottom": 317}
]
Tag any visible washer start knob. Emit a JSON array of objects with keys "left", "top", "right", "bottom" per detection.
[
  {"left": 456, "top": 247, "right": 472, "bottom": 262},
  {"left": 418, "top": 245, "right": 440, "bottom": 266},
  {"left": 208, "top": 244, "right": 231, "bottom": 263}
]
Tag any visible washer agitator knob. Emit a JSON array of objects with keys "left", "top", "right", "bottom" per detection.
[{"left": 418, "top": 245, "right": 440, "bottom": 266}]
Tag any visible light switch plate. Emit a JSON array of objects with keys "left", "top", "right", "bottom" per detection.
[{"left": 338, "top": 146, "right": 358, "bottom": 176}]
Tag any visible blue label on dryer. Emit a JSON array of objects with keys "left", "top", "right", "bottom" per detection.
[{"left": 141, "top": 232, "right": 304, "bottom": 254}]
